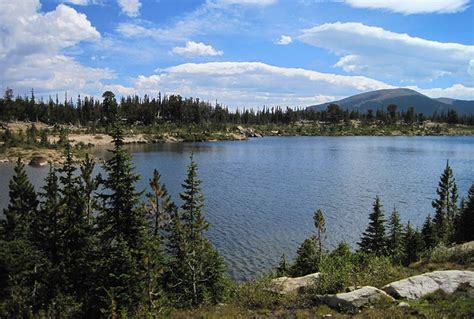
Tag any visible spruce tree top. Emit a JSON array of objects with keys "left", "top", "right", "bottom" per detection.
[{"left": 358, "top": 196, "right": 388, "bottom": 256}]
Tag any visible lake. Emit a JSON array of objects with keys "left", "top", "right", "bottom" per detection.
[{"left": 1, "top": 136, "right": 473, "bottom": 281}]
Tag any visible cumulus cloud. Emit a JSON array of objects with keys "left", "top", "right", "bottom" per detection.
[
  {"left": 0, "top": 1, "right": 111, "bottom": 97},
  {"left": 171, "top": 41, "right": 223, "bottom": 56},
  {"left": 344, "top": 0, "right": 470, "bottom": 14},
  {"left": 276, "top": 35, "right": 292, "bottom": 45},
  {"left": 117, "top": 0, "right": 141, "bottom": 17},
  {"left": 125, "top": 61, "right": 393, "bottom": 107},
  {"left": 299, "top": 22, "right": 474, "bottom": 83}
]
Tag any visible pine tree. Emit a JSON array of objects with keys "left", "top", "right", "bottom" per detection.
[
  {"left": 432, "top": 160, "right": 458, "bottom": 244},
  {"left": 166, "top": 155, "right": 227, "bottom": 306},
  {"left": 421, "top": 214, "right": 437, "bottom": 250},
  {"left": 403, "top": 222, "right": 424, "bottom": 266},
  {"left": 455, "top": 184, "right": 474, "bottom": 243},
  {"left": 313, "top": 209, "right": 326, "bottom": 264},
  {"left": 144, "top": 169, "right": 174, "bottom": 313},
  {"left": 276, "top": 254, "right": 290, "bottom": 276},
  {"left": 147, "top": 169, "right": 175, "bottom": 236},
  {"left": 97, "top": 124, "right": 146, "bottom": 247},
  {"left": 388, "top": 207, "right": 404, "bottom": 262},
  {"left": 96, "top": 124, "right": 148, "bottom": 313},
  {"left": 291, "top": 236, "right": 320, "bottom": 276},
  {"left": 1, "top": 158, "right": 38, "bottom": 241},
  {"left": 80, "top": 153, "right": 97, "bottom": 224},
  {"left": 358, "top": 196, "right": 388, "bottom": 256},
  {"left": 58, "top": 144, "right": 94, "bottom": 308}
]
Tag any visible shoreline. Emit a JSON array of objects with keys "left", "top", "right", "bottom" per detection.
[{"left": 1, "top": 121, "right": 474, "bottom": 166}]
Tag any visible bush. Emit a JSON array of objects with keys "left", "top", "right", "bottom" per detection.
[{"left": 230, "top": 277, "right": 290, "bottom": 310}]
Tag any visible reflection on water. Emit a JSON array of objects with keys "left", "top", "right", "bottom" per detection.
[{"left": 1, "top": 136, "right": 473, "bottom": 281}]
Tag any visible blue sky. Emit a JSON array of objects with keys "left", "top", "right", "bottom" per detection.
[{"left": 1, "top": 0, "right": 473, "bottom": 108}]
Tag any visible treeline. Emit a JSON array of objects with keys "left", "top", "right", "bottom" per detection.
[
  {"left": 0, "top": 125, "right": 228, "bottom": 317},
  {"left": 1, "top": 88, "right": 473, "bottom": 126},
  {"left": 276, "top": 162, "right": 474, "bottom": 292}
]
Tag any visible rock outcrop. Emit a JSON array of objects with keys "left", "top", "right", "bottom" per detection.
[
  {"left": 323, "top": 286, "right": 394, "bottom": 312},
  {"left": 29, "top": 156, "right": 49, "bottom": 167},
  {"left": 269, "top": 273, "right": 320, "bottom": 294},
  {"left": 382, "top": 270, "right": 474, "bottom": 300},
  {"left": 236, "top": 126, "right": 262, "bottom": 138}
]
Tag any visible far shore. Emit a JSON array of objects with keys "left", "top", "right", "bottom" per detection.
[{"left": 1, "top": 120, "right": 474, "bottom": 166}]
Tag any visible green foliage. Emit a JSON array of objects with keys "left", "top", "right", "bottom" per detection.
[
  {"left": 0, "top": 239, "right": 49, "bottom": 318},
  {"left": 358, "top": 196, "right": 388, "bottom": 256},
  {"left": 231, "top": 277, "right": 289, "bottom": 310},
  {"left": 166, "top": 156, "right": 229, "bottom": 307},
  {"left": 432, "top": 160, "right": 458, "bottom": 244},
  {"left": 97, "top": 124, "right": 146, "bottom": 247},
  {"left": 455, "top": 184, "right": 474, "bottom": 243},
  {"left": 1, "top": 158, "right": 38, "bottom": 241},
  {"left": 313, "top": 209, "right": 326, "bottom": 263},
  {"left": 422, "top": 214, "right": 437, "bottom": 250},
  {"left": 403, "top": 222, "right": 424, "bottom": 266},
  {"left": 291, "top": 236, "right": 321, "bottom": 276},
  {"left": 387, "top": 207, "right": 404, "bottom": 263},
  {"left": 275, "top": 254, "right": 291, "bottom": 276}
]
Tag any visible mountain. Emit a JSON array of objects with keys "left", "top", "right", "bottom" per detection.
[{"left": 307, "top": 88, "right": 473, "bottom": 115}]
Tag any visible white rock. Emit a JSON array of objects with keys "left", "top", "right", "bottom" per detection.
[
  {"left": 269, "top": 272, "right": 320, "bottom": 294},
  {"left": 324, "top": 286, "right": 394, "bottom": 311},
  {"left": 382, "top": 270, "right": 474, "bottom": 300}
]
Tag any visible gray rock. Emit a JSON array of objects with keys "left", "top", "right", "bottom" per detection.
[
  {"left": 269, "top": 272, "right": 320, "bottom": 294},
  {"left": 398, "top": 302, "right": 410, "bottom": 309},
  {"left": 323, "top": 286, "right": 394, "bottom": 312},
  {"left": 382, "top": 270, "right": 474, "bottom": 300}
]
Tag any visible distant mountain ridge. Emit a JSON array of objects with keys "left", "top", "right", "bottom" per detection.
[{"left": 307, "top": 88, "right": 473, "bottom": 115}]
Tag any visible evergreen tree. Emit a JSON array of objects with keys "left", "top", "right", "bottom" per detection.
[
  {"left": 313, "top": 209, "right": 326, "bottom": 263},
  {"left": 421, "top": 214, "right": 437, "bottom": 250},
  {"left": 98, "top": 124, "right": 146, "bottom": 247},
  {"left": 80, "top": 153, "right": 97, "bottom": 224},
  {"left": 388, "top": 207, "right": 404, "bottom": 262},
  {"left": 166, "top": 156, "right": 227, "bottom": 306},
  {"left": 358, "top": 196, "right": 388, "bottom": 256},
  {"left": 147, "top": 169, "right": 175, "bottom": 236},
  {"left": 96, "top": 124, "right": 148, "bottom": 314},
  {"left": 455, "top": 184, "right": 474, "bottom": 243},
  {"left": 276, "top": 254, "right": 290, "bottom": 276},
  {"left": 58, "top": 144, "right": 94, "bottom": 310},
  {"left": 1, "top": 158, "right": 38, "bottom": 241},
  {"left": 403, "top": 222, "right": 424, "bottom": 266},
  {"left": 291, "top": 236, "right": 320, "bottom": 276},
  {"left": 432, "top": 160, "right": 458, "bottom": 244},
  {"left": 144, "top": 169, "right": 174, "bottom": 313}
]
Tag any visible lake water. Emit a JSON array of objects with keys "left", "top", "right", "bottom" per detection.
[{"left": 1, "top": 136, "right": 474, "bottom": 281}]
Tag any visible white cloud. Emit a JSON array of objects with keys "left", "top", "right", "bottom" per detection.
[
  {"left": 344, "top": 0, "right": 469, "bottom": 14},
  {"left": 276, "top": 35, "right": 292, "bottom": 45},
  {"left": 0, "top": 1, "right": 112, "bottom": 97},
  {"left": 299, "top": 22, "right": 474, "bottom": 83},
  {"left": 63, "top": 0, "right": 101, "bottom": 5},
  {"left": 408, "top": 84, "right": 474, "bottom": 100},
  {"left": 116, "top": 0, "right": 269, "bottom": 43},
  {"left": 126, "top": 61, "right": 393, "bottom": 107},
  {"left": 117, "top": 0, "right": 141, "bottom": 17},
  {"left": 208, "top": 0, "right": 277, "bottom": 7},
  {"left": 171, "top": 41, "right": 223, "bottom": 56}
]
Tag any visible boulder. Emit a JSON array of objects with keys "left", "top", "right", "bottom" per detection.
[
  {"left": 269, "top": 272, "right": 320, "bottom": 294},
  {"left": 382, "top": 270, "right": 474, "bottom": 300},
  {"left": 323, "top": 286, "right": 394, "bottom": 312},
  {"left": 236, "top": 126, "right": 262, "bottom": 138},
  {"left": 29, "top": 156, "right": 49, "bottom": 167}
]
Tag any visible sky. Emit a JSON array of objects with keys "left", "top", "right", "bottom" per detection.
[{"left": 0, "top": 0, "right": 473, "bottom": 109}]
